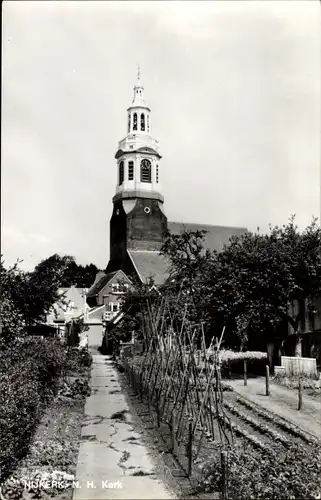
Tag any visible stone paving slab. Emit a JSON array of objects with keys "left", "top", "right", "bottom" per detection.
[{"left": 73, "top": 355, "right": 175, "bottom": 499}]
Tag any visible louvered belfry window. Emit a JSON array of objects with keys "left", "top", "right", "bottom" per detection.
[
  {"left": 141, "top": 159, "right": 151, "bottom": 183},
  {"left": 141, "top": 113, "right": 145, "bottom": 131},
  {"left": 128, "top": 161, "right": 134, "bottom": 180},
  {"left": 119, "top": 161, "right": 124, "bottom": 185},
  {"left": 133, "top": 113, "right": 137, "bottom": 131}
]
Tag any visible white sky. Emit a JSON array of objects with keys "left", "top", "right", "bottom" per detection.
[{"left": 2, "top": 0, "right": 320, "bottom": 271}]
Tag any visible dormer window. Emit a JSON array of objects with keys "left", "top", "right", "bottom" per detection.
[
  {"left": 141, "top": 159, "right": 151, "bottom": 183},
  {"left": 133, "top": 113, "right": 137, "bottom": 131},
  {"left": 141, "top": 113, "right": 145, "bottom": 131},
  {"left": 128, "top": 161, "right": 134, "bottom": 180},
  {"left": 112, "top": 283, "right": 127, "bottom": 294},
  {"left": 119, "top": 161, "right": 124, "bottom": 185}
]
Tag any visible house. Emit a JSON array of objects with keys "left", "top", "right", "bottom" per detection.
[
  {"left": 86, "top": 270, "right": 132, "bottom": 322},
  {"left": 46, "top": 285, "right": 89, "bottom": 337}
]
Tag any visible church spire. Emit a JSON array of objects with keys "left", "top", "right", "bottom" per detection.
[
  {"left": 113, "top": 70, "right": 163, "bottom": 204},
  {"left": 132, "top": 65, "right": 146, "bottom": 107}
]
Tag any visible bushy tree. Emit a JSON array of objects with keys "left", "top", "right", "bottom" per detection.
[
  {"left": 0, "top": 260, "right": 26, "bottom": 348},
  {"left": 205, "top": 217, "right": 321, "bottom": 354},
  {"left": 1, "top": 254, "right": 76, "bottom": 347},
  {"left": 107, "top": 278, "right": 161, "bottom": 352},
  {"left": 160, "top": 228, "right": 213, "bottom": 336}
]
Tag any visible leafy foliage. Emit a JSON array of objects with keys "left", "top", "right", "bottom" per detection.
[
  {"left": 0, "top": 260, "right": 26, "bottom": 348},
  {"left": 208, "top": 349, "right": 267, "bottom": 365},
  {"left": 0, "top": 339, "right": 92, "bottom": 483},
  {"left": 0, "top": 254, "right": 101, "bottom": 349},
  {"left": 160, "top": 228, "right": 213, "bottom": 332},
  {"left": 102, "top": 278, "right": 159, "bottom": 354},
  {"left": 199, "top": 442, "right": 321, "bottom": 499},
  {"left": 66, "top": 317, "right": 89, "bottom": 347},
  {"left": 205, "top": 217, "right": 321, "bottom": 348},
  {"left": 0, "top": 338, "right": 67, "bottom": 481},
  {"left": 30, "top": 254, "right": 101, "bottom": 289},
  {"left": 159, "top": 218, "right": 321, "bottom": 350}
]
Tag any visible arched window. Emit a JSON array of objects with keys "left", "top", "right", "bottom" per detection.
[
  {"left": 128, "top": 161, "right": 134, "bottom": 180},
  {"left": 156, "top": 165, "right": 159, "bottom": 183},
  {"left": 128, "top": 114, "right": 131, "bottom": 133},
  {"left": 140, "top": 113, "right": 145, "bottom": 131},
  {"left": 119, "top": 161, "right": 124, "bottom": 185},
  {"left": 133, "top": 113, "right": 137, "bottom": 131},
  {"left": 140, "top": 159, "right": 151, "bottom": 183}
]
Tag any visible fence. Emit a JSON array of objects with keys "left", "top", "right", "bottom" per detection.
[
  {"left": 119, "top": 296, "right": 233, "bottom": 487},
  {"left": 281, "top": 356, "right": 318, "bottom": 378}
]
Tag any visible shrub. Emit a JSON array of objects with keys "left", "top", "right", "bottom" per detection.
[
  {"left": 207, "top": 349, "right": 267, "bottom": 365},
  {"left": 199, "top": 442, "right": 321, "bottom": 499},
  {"left": 206, "top": 350, "right": 268, "bottom": 378},
  {"left": 0, "top": 337, "right": 67, "bottom": 482},
  {"left": 273, "top": 374, "right": 321, "bottom": 390},
  {"left": 65, "top": 346, "right": 92, "bottom": 373}
]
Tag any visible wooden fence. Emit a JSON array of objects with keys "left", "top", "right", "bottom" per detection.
[{"left": 120, "top": 296, "right": 233, "bottom": 484}]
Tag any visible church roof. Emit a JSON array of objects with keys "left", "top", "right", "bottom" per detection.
[
  {"left": 168, "top": 221, "right": 248, "bottom": 253},
  {"left": 127, "top": 250, "right": 170, "bottom": 285},
  {"left": 127, "top": 222, "right": 248, "bottom": 285}
]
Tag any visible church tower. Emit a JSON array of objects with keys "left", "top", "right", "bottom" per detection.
[{"left": 106, "top": 69, "right": 168, "bottom": 275}]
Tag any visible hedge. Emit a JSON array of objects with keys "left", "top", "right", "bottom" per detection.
[
  {"left": 207, "top": 349, "right": 267, "bottom": 365},
  {"left": 0, "top": 337, "right": 67, "bottom": 482}
]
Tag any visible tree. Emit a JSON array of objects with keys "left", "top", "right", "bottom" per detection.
[
  {"left": 160, "top": 228, "right": 213, "bottom": 336},
  {"left": 1, "top": 254, "right": 74, "bottom": 345},
  {"left": 1, "top": 253, "right": 102, "bottom": 348},
  {"left": 60, "top": 261, "right": 101, "bottom": 288},
  {"left": 0, "top": 260, "right": 26, "bottom": 348},
  {"left": 15, "top": 254, "right": 75, "bottom": 328},
  {"left": 108, "top": 277, "right": 161, "bottom": 351},
  {"left": 205, "top": 217, "right": 321, "bottom": 360}
]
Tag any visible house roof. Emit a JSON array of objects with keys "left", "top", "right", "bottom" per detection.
[
  {"left": 87, "top": 271, "right": 118, "bottom": 298},
  {"left": 47, "top": 286, "right": 87, "bottom": 324},
  {"left": 74, "top": 305, "right": 106, "bottom": 321},
  {"left": 127, "top": 250, "right": 170, "bottom": 285},
  {"left": 58, "top": 287, "right": 87, "bottom": 296},
  {"left": 168, "top": 221, "right": 248, "bottom": 253}
]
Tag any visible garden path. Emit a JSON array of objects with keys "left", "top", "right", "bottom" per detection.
[
  {"left": 228, "top": 378, "right": 321, "bottom": 440},
  {"left": 73, "top": 354, "right": 176, "bottom": 499}
]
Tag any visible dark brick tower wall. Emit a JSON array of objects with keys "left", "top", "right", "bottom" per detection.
[
  {"left": 106, "top": 197, "right": 167, "bottom": 275},
  {"left": 127, "top": 199, "right": 167, "bottom": 250}
]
